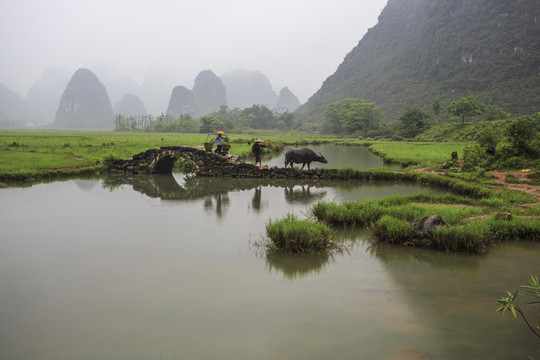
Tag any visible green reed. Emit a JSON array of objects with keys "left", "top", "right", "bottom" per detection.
[{"left": 265, "top": 213, "right": 339, "bottom": 255}]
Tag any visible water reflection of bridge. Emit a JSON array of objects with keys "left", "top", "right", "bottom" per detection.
[{"left": 103, "top": 173, "right": 332, "bottom": 203}]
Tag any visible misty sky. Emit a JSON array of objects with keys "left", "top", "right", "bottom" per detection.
[{"left": 0, "top": 0, "right": 387, "bottom": 104}]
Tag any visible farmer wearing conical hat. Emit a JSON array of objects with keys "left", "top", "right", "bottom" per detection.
[
  {"left": 248, "top": 138, "right": 267, "bottom": 168},
  {"left": 213, "top": 131, "right": 227, "bottom": 154}
]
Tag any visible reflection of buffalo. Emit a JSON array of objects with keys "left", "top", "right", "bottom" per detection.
[
  {"left": 284, "top": 185, "right": 326, "bottom": 204},
  {"left": 284, "top": 148, "right": 328, "bottom": 170}
]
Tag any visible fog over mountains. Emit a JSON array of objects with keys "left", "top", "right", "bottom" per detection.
[
  {"left": 0, "top": 66, "right": 301, "bottom": 129},
  {"left": 2, "top": 0, "right": 538, "bottom": 130}
]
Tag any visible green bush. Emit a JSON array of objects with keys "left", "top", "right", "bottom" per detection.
[
  {"left": 431, "top": 221, "right": 491, "bottom": 253},
  {"left": 101, "top": 154, "right": 123, "bottom": 169},
  {"left": 177, "top": 157, "right": 195, "bottom": 173},
  {"left": 371, "top": 215, "right": 413, "bottom": 244},
  {"left": 265, "top": 213, "right": 337, "bottom": 255},
  {"left": 311, "top": 200, "right": 385, "bottom": 227},
  {"left": 505, "top": 174, "right": 519, "bottom": 184},
  {"left": 489, "top": 217, "right": 540, "bottom": 241}
]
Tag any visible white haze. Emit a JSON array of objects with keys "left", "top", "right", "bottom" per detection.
[{"left": 0, "top": 0, "right": 387, "bottom": 108}]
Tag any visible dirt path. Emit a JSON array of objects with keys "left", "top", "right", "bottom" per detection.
[
  {"left": 489, "top": 169, "right": 540, "bottom": 202},
  {"left": 407, "top": 167, "right": 540, "bottom": 203}
]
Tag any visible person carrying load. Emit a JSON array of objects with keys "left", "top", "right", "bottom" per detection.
[
  {"left": 248, "top": 138, "right": 267, "bottom": 168},
  {"left": 213, "top": 131, "right": 227, "bottom": 154}
]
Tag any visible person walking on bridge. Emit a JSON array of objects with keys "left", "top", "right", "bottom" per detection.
[
  {"left": 248, "top": 138, "right": 267, "bottom": 169},
  {"left": 213, "top": 131, "right": 227, "bottom": 154}
]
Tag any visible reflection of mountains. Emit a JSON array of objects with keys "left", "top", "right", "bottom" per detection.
[
  {"left": 103, "top": 174, "right": 334, "bottom": 203},
  {"left": 362, "top": 242, "right": 540, "bottom": 359}
]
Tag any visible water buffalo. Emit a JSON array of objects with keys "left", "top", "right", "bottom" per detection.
[{"left": 284, "top": 148, "right": 328, "bottom": 170}]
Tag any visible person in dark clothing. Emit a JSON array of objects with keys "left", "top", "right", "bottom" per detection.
[
  {"left": 486, "top": 145, "right": 495, "bottom": 156},
  {"left": 213, "top": 130, "right": 227, "bottom": 154},
  {"left": 248, "top": 138, "right": 267, "bottom": 168}
]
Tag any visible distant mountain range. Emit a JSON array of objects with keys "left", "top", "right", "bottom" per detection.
[
  {"left": 0, "top": 82, "right": 41, "bottom": 128},
  {"left": 0, "top": 66, "right": 300, "bottom": 129},
  {"left": 4, "top": 0, "right": 538, "bottom": 130},
  {"left": 296, "top": 0, "right": 540, "bottom": 127},
  {"left": 167, "top": 69, "right": 301, "bottom": 118}
]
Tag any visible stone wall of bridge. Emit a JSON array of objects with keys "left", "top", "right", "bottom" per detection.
[{"left": 108, "top": 145, "right": 344, "bottom": 179}]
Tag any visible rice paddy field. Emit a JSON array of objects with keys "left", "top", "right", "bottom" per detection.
[{"left": 0, "top": 129, "right": 468, "bottom": 180}]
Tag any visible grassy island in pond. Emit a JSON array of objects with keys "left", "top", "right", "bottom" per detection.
[{"left": 264, "top": 213, "right": 342, "bottom": 255}]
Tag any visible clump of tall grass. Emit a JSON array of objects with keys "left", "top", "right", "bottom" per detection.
[
  {"left": 488, "top": 217, "right": 540, "bottom": 241},
  {"left": 493, "top": 189, "right": 538, "bottom": 205},
  {"left": 431, "top": 220, "right": 491, "bottom": 253},
  {"left": 265, "top": 213, "right": 340, "bottom": 255},
  {"left": 311, "top": 199, "right": 384, "bottom": 227},
  {"left": 370, "top": 215, "right": 413, "bottom": 244},
  {"left": 522, "top": 205, "right": 540, "bottom": 216}
]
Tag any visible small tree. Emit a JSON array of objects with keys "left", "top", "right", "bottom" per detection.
[
  {"left": 432, "top": 99, "right": 441, "bottom": 117},
  {"left": 483, "top": 105, "right": 510, "bottom": 121},
  {"left": 199, "top": 116, "right": 222, "bottom": 133},
  {"left": 505, "top": 114, "right": 540, "bottom": 157},
  {"left": 447, "top": 96, "right": 485, "bottom": 125},
  {"left": 399, "top": 106, "right": 431, "bottom": 138},
  {"left": 324, "top": 98, "right": 381, "bottom": 135},
  {"left": 241, "top": 105, "right": 275, "bottom": 129},
  {"left": 497, "top": 275, "right": 540, "bottom": 340}
]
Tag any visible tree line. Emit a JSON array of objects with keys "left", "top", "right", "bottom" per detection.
[
  {"left": 114, "top": 105, "right": 295, "bottom": 133},
  {"left": 322, "top": 95, "right": 514, "bottom": 138}
]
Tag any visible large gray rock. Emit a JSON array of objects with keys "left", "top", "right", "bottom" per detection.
[
  {"left": 53, "top": 68, "right": 114, "bottom": 129},
  {"left": 410, "top": 215, "right": 448, "bottom": 238}
]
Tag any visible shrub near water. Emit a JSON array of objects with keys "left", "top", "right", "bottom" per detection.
[
  {"left": 371, "top": 215, "right": 413, "bottom": 244},
  {"left": 311, "top": 199, "right": 384, "bottom": 227},
  {"left": 431, "top": 220, "right": 491, "bottom": 253},
  {"left": 265, "top": 213, "right": 337, "bottom": 255}
]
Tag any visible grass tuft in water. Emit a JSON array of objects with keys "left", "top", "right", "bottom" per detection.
[
  {"left": 371, "top": 215, "right": 413, "bottom": 244},
  {"left": 311, "top": 199, "right": 384, "bottom": 227},
  {"left": 265, "top": 213, "right": 340, "bottom": 255}
]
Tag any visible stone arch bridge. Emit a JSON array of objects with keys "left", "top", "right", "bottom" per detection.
[{"left": 109, "top": 146, "right": 342, "bottom": 179}]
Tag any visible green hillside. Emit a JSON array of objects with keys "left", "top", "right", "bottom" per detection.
[{"left": 296, "top": 0, "right": 540, "bottom": 128}]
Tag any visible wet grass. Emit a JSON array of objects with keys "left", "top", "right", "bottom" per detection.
[
  {"left": 264, "top": 213, "right": 341, "bottom": 255},
  {"left": 310, "top": 189, "right": 540, "bottom": 254},
  {"left": 0, "top": 130, "right": 289, "bottom": 181},
  {"left": 365, "top": 141, "right": 471, "bottom": 168}
]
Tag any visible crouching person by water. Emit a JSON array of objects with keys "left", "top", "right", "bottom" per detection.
[
  {"left": 248, "top": 138, "right": 267, "bottom": 168},
  {"left": 213, "top": 130, "right": 227, "bottom": 154}
]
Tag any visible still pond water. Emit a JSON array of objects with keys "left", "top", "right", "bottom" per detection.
[{"left": 1, "top": 145, "right": 539, "bottom": 360}]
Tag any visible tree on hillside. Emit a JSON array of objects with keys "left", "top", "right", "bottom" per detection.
[
  {"left": 324, "top": 98, "right": 381, "bottom": 135},
  {"left": 448, "top": 96, "right": 485, "bottom": 125},
  {"left": 483, "top": 105, "right": 510, "bottom": 121},
  {"left": 432, "top": 99, "right": 441, "bottom": 118},
  {"left": 505, "top": 114, "right": 540, "bottom": 157},
  {"left": 399, "top": 106, "right": 431, "bottom": 138}
]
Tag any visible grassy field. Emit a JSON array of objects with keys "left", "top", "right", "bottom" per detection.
[
  {"left": 0, "top": 129, "right": 472, "bottom": 179},
  {"left": 0, "top": 130, "right": 294, "bottom": 178},
  {"left": 365, "top": 140, "right": 471, "bottom": 167},
  {"left": 1, "top": 129, "right": 538, "bottom": 254}
]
